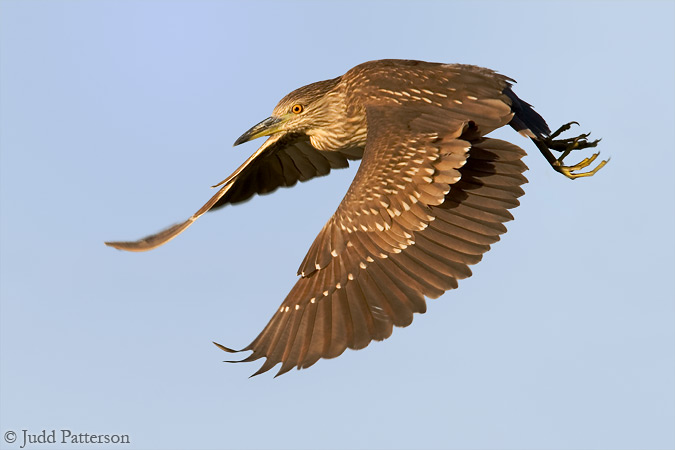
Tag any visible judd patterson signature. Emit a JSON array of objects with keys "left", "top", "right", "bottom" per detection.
[{"left": 4, "top": 429, "right": 130, "bottom": 447}]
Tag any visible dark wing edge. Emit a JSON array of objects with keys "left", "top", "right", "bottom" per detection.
[
  {"left": 216, "top": 133, "right": 528, "bottom": 377},
  {"left": 105, "top": 134, "right": 364, "bottom": 252}
]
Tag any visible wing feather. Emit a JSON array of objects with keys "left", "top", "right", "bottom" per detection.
[
  {"left": 105, "top": 133, "right": 363, "bottom": 252},
  {"left": 218, "top": 132, "right": 528, "bottom": 376}
]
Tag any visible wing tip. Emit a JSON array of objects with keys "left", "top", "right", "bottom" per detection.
[
  {"left": 213, "top": 341, "right": 240, "bottom": 353},
  {"left": 104, "top": 240, "right": 146, "bottom": 252},
  {"left": 104, "top": 219, "right": 196, "bottom": 253}
]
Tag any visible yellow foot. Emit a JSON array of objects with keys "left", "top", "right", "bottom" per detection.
[
  {"left": 552, "top": 151, "right": 610, "bottom": 179},
  {"left": 544, "top": 122, "right": 608, "bottom": 180}
]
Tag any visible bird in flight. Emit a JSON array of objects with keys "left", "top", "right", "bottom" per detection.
[{"left": 106, "top": 59, "right": 606, "bottom": 377}]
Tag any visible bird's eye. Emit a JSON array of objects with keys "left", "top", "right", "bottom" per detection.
[{"left": 291, "top": 104, "right": 304, "bottom": 114}]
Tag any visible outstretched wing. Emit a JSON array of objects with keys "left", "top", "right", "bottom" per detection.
[
  {"left": 105, "top": 133, "right": 363, "bottom": 252},
  {"left": 217, "top": 102, "right": 527, "bottom": 377}
]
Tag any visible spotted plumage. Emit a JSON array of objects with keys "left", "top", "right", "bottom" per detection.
[{"left": 106, "top": 59, "right": 606, "bottom": 377}]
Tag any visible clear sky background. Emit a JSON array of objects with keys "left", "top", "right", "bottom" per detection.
[{"left": 1, "top": 1, "right": 674, "bottom": 449}]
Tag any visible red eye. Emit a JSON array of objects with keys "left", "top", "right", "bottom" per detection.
[{"left": 291, "top": 104, "right": 304, "bottom": 114}]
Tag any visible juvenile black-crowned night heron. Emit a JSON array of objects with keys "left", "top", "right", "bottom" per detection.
[{"left": 106, "top": 59, "right": 606, "bottom": 377}]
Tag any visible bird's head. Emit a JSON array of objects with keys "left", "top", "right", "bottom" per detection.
[{"left": 233, "top": 77, "right": 342, "bottom": 146}]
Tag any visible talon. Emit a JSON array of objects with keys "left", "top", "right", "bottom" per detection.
[
  {"left": 549, "top": 121, "right": 579, "bottom": 140},
  {"left": 572, "top": 152, "right": 598, "bottom": 169},
  {"left": 543, "top": 123, "right": 599, "bottom": 153},
  {"left": 553, "top": 152, "right": 609, "bottom": 180},
  {"left": 536, "top": 121, "right": 607, "bottom": 179}
]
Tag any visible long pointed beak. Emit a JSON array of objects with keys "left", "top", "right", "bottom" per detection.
[{"left": 233, "top": 116, "right": 285, "bottom": 146}]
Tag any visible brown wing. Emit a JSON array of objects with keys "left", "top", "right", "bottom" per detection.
[
  {"left": 105, "top": 133, "right": 363, "bottom": 252},
  {"left": 216, "top": 102, "right": 527, "bottom": 377}
]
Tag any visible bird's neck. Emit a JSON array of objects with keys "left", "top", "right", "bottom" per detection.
[{"left": 308, "top": 93, "right": 368, "bottom": 152}]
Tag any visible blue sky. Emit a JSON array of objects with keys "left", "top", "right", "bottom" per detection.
[{"left": 1, "top": 1, "right": 674, "bottom": 449}]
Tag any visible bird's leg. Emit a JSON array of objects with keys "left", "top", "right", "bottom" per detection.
[{"left": 533, "top": 121, "right": 608, "bottom": 180}]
